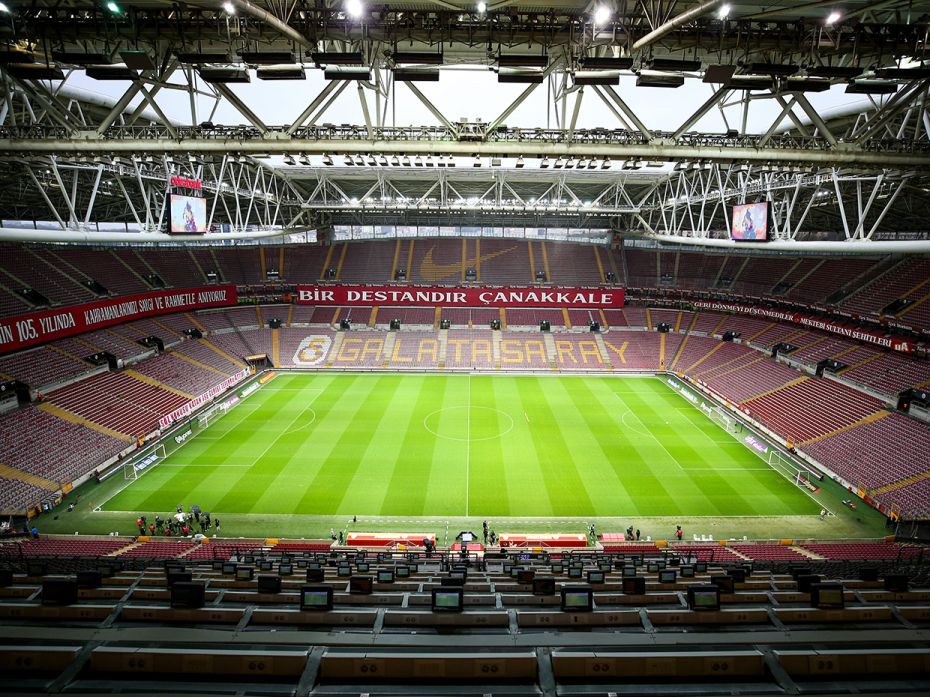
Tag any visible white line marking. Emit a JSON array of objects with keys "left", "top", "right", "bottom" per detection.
[
  {"left": 465, "top": 373, "right": 471, "bottom": 517},
  {"left": 159, "top": 464, "right": 254, "bottom": 468},
  {"left": 422, "top": 406, "right": 514, "bottom": 443}
]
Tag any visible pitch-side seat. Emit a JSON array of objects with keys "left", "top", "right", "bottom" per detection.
[
  {"left": 89, "top": 647, "right": 308, "bottom": 678},
  {"left": 0, "top": 603, "right": 114, "bottom": 622},
  {"left": 381, "top": 610, "right": 509, "bottom": 629},
  {"left": 646, "top": 608, "right": 770, "bottom": 626},
  {"left": 120, "top": 606, "right": 245, "bottom": 624},
  {"left": 551, "top": 649, "right": 766, "bottom": 679},
  {"left": 776, "top": 648, "right": 930, "bottom": 678},
  {"left": 319, "top": 650, "right": 537, "bottom": 682},
  {"left": 517, "top": 610, "right": 641, "bottom": 628},
  {"left": 250, "top": 608, "right": 378, "bottom": 627},
  {"left": 772, "top": 606, "right": 894, "bottom": 624},
  {"left": 0, "top": 646, "right": 81, "bottom": 675}
]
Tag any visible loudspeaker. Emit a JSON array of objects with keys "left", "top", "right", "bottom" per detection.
[
  {"left": 535, "top": 270, "right": 548, "bottom": 283},
  {"left": 269, "top": 318, "right": 282, "bottom": 329},
  {"left": 657, "top": 322, "right": 671, "bottom": 333},
  {"left": 339, "top": 319, "right": 351, "bottom": 330},
  {"left": 490, "top": 319, "right": 501, "bottom": 330},
  {"left": 589, "top": 321, "right": 600, "bottom": 332},
  {"left": 390, "top": 319, "right": 401, "bottom": 331},
  {"left": 722, "top": 330, "right": 740, "bottom": 342},
  {"left": 539, "top": 320, "right": 551, "bottom": 332},
  {"left": 440, "top": 319, "right": 451, "bottom": 330}
]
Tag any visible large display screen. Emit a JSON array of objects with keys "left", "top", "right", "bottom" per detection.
[
  {"left": 730, "top": 202, "right": 769, "bottom": 241},
  {"left": 169, "top": 194, "right": 207, "bottom": 234}
]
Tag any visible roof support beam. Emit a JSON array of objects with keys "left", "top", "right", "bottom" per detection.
[
  {"left": 3, "top": 139, "right": 929, "bottom": 170},
  {"left": 402, "top": 80, "right": 456, "bottom": 133},
  {"left": 672, "top": 86, "right": 730, "bottom": 140},
  {"left": 211, "top": 83, "right": 268, "bottom": 134},
  {"left": 600, "top": 85, "right": 653, "bottom": 140},
  {"left": 287, "top": 80, "right": 343, "bottom": 135}
]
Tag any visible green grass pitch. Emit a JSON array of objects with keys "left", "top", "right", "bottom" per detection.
[{"left": 103, "top": 373, "right": 818, "bottom": 519}]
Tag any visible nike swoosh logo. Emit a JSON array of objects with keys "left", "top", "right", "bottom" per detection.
[{"left": 419, "top": 245, "right": 518, "bottom": 281}]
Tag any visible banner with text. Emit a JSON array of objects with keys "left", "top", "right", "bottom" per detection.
[
  {"left": 159, "top": 368, "right": 250, "bottom": 430},
  {"left": 0, "top": 285, "right": 237, "bottom": 355},
  {"left": 692, "top": 300, "right": 915, "bottom": 354},
  {"left": 297, "top": 285, "right": 624, "bottom": 308}
]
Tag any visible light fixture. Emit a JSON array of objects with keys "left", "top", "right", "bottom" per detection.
[
  {"left": 367, "top": 154, "right": 376, "bottom": 165},
  {"left": 300, "top": 154, "right": 312, "bottom": 165},
  {"left": 473, "top": 154, "right": 481, "bottom": 167},
  {"left": 283, "top": 154, "right": 296, "bottom": 165},
  {"left": 0, "top": 3, "right": 10, "bottom": 12},
  {"left": 355, "top": 154, "right": 364, "bottom": 165},
  {"left": 593, "top": 5, "right": 611, "bottom": 25},
  {"left": 414, "top": 155, "right": 423, "bottom": 166},
  {"left": 344, "top": 154, "right": 353, "bottom": 165},
  {"left": 390, "top": 155, "right": 400, "bottom": 166},
  {"left": 402, "top": 155, "right": 411, "bottom": 166},
  {"left": 106, "top": 1, "right": 121, "bottom": 13},
  {"left": 378, "top": 155, "right": 388, "bottom": 166},
  {"left": 717, "top": 3, "right": 730, "bottom": 19},
  {"left": 222, "top": 1, "right": 235, "bottom": 14},
  {"left": 477, "top": 1, "right": 486, "bottom": 13},
  {"left": 826, "top": 11, "right": 841, "bottom": 25},
  {"left": 321, "top": 154, "right": 332, "bottom": 166},
  {"left": 576, "top": 157, "right": 587, "bottom": 168},
  {"left": 346, "top": 0, "right": 363, "bottom": 18},
  {"left": 515, "top": 157, "right": 524, "bottom": 168},
  {"left": 540, "top": 157, "right": 549, "bottom": 168}
]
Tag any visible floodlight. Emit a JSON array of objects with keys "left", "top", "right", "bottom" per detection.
[
  {"left": 477, "top": 1, "right": 486, "bottom": 13},
  {"left": 346, "top": 0, "right": 363, "bottom": 18},
  {"left": 826, "top": 11, "right": 841, "bottom": 25},
  {"left": 322, "top": 154, "right": 333, "bottom": 166},
  {"left": 593, "top": 5, "right": 611, "bottom": 25},
  {"left": 222, "top": 1, "right": 235, "bottom": 14},
  {"left": 106, "top": 1, "right": 121, "bottom": 13},
  {"left": 718, "top": 3, "right": 730, "bottom": 19}
]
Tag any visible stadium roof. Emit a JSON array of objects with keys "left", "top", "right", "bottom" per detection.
[{"left": 0, "top": 0, "right": 928, "bottom": 248}]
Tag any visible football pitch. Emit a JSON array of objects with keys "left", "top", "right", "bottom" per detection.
[{"left": 103, "top": 373, "right": 819, "bottom": 519}]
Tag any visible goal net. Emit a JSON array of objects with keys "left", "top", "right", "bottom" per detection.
[
  {"left": 707, "top": 405, "right": 739, "bottom": 434},
  {"left": 767, "top": 450, "right": 815, "bottom": 490},
  {"left": 198, "top": 400, "right": 235, "bottom": 430},
  {"left": 124, "top": 444, "right": 166, "bottom": 481}
]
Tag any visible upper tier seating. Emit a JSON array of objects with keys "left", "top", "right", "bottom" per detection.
[
  {"left": 0, "top": 344, "right": 93, "bottom": 388},
  {"left": 842, "top": 257, "right": 930, "bottom": 317},
  {"left": 339, "top": 240, "right": 395, "bottom": 282},
  {"left": 0, "top": 246, "right": 95, "bottom": 307}
]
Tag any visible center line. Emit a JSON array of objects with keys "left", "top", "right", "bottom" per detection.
[{"left": 465, "top": 373, "right": 471, "bottom": 517}]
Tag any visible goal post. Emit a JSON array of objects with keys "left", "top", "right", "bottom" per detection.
[
  {"left": 708, "top": 405, "right": 739, "bottom": 434},
  {"left": 124, "top": 444, "right": 166, "bottom": 481},
  {"left": 767, "top": 449, "right": 814, "bottom": 490}
]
